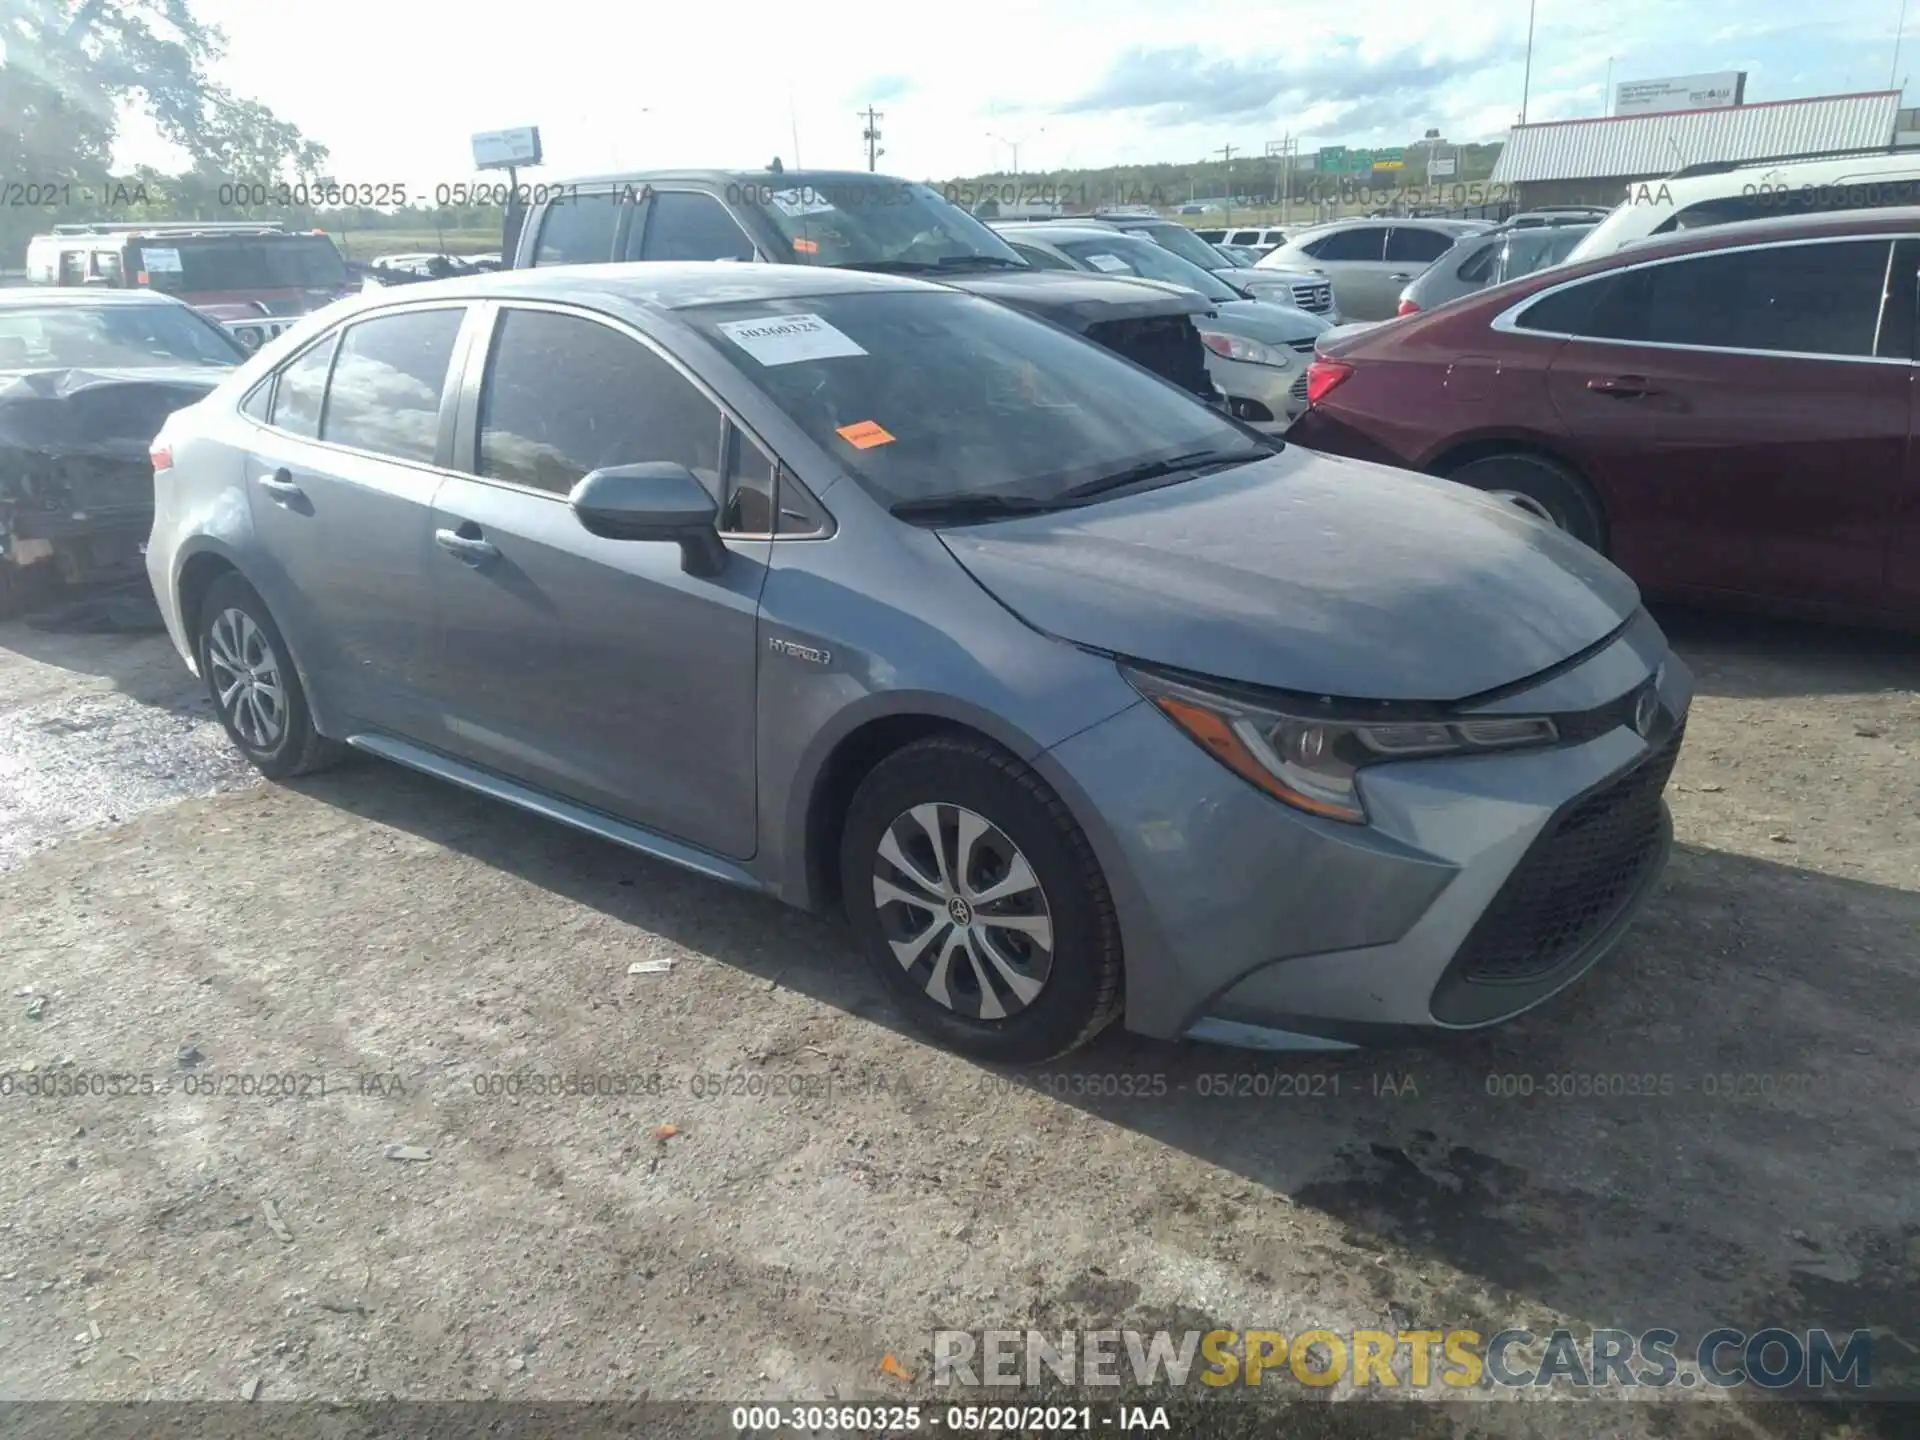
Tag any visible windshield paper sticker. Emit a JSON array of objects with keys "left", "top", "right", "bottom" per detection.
[
  {"left": 717, "top": 313, "right": 867, "bottom": 366},
  {"left": 835, "top": 420, "right": 895, "bottom": 449},
  {"left": 1083, "top": 252, "right": 1132, "bottom": 273},
  {"left": 769, "top": 188, "right": 839, "bottom": 219},
  {"left": 140, "top": 247, "right": 183, "bottom": 272}
]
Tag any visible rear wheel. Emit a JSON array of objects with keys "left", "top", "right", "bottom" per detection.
[
  {"left": 1444, "top": 452, "right": 1608, "bottom": 553},
  {"left": 196, "top": 572, "right": 343, "bottom": 779},
  {"left": 839, "top": 734, "right": 1123, "bottom": 1064}
]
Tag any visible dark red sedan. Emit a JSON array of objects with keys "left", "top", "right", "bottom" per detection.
[{"left": 1289, "top": 207, "right": 1920, "bottom": 626}]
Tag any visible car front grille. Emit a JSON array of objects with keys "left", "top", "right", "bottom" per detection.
[
  {"left": 1286, "top": 338, "right": 1316, "bottom": 355},
  {"left": 1450, "top": 720, "right": 1685, "bottom": 985},
  {"left": 1289, "top": 281, "right": 1334, "bottom": 314},
  {"left": 1288, "top": 370, "right": 1310, "bottom": 404}
]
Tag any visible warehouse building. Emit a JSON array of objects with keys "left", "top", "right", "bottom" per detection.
[{"left": 1490, "top": 90, "right": 1915, "bottom": 208}]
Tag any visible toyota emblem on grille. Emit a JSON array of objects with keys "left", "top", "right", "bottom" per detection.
[{"left": 1633, "top": 684, "right": 1660, "bottom": 737}]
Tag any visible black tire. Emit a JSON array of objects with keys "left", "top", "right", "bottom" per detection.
[
  {"left": 0, "top": 558, "right": 49, "bottom": 621},
  {"left": 1444, "top": 452, "right": 1608, "bottom": 553},
  {"left": 839, "top": 734, "right": 1123, "bottom": 1064},
  {"left": 195, "top": 573, "right": 343, "bottom": 779}
]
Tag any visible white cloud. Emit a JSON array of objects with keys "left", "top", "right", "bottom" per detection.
[{"left": 108, "top": 0, "right": 1917, "bottom": 187}]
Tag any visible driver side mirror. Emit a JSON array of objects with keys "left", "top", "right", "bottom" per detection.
[{"left": 568, "top": 462, "right": 727, "bottom": 577}]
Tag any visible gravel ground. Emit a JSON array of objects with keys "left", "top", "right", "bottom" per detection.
[{"left": 0, "top": 604, "right": 1915, "bottom": 1439}]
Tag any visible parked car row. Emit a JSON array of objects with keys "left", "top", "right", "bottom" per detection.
[{"left": 51, "top": 151, "right": 1910, "bottom": 1070}]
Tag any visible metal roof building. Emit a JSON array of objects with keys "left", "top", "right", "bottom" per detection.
[{"left": 1490, "top": 91, "right": 1905, "bottom": 205}]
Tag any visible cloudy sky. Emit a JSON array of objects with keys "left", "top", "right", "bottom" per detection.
[{"left": 122, "top": 0, "right": 1919, "bottom": 186}]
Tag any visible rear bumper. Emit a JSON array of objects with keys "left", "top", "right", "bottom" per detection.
[{"left": 1036, "top": 622, "right": 1693, "bottom": 1050}]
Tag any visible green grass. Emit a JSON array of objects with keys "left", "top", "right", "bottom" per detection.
[{"left": 325, "top": 229, "right": 501, "bottom": 260}]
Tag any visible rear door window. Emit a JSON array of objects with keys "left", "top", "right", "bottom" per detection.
[
  {"left": 1386, "top": 227, "right": 1455, "bottom": 263},
  {"left": 476, "top": 308, "right": 722, "bottom": 495},
  {"left": 1584, "top": 240, "right": 1892, "bottom": 358},
  {"left": 533, "top": 190, "right": 622, "bottom": 265},
  {"left": 270, "top": 333, "right": 339, "bottom": 438},
  {"left": 320, "top": 307, "right": 466, "bottom": 464},
  {"left": 1304, "top": 227, "right": 1385, "bottom": 261},
  {"left": 632, "top": 191, "right": 756, "bottom": 262}
]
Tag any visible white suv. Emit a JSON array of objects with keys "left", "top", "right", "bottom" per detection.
[{"left": 1564, "top": 149, "right": 1920, "bottom": 262}]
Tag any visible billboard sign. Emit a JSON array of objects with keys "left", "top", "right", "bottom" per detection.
[
  {"left": 471, "top": 126, "right": 543, "bottom": 170},
  {"left": 1371, "top": 148, "right": 1406, "bottom": 171},
  {"left": 1427, "top": 155, "right": 1457, "bottom": 178},
  {"left": 1613, "top": 72, "right": 1746, "bottom": 117}
]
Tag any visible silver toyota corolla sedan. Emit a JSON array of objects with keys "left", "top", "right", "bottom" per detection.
[{"left": 146, "top": 263, "right": 1692, "bottom": 1063}]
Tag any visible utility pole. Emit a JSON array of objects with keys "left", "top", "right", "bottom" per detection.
[
  {"left": 1604, "top": 56, "right": 1614, "bottom": 116},
  {"left": 1216, "top": 144, "right": 1236, "bottom": 224},
  {"left": 859, "top": 107, "right": 884, "bottom": 172},
  {"left": 1520, "top": 0, "right": 1538, "bottom": 124},
  {"left": 1895, "top": 0, "right": 1911, "bottom": 90}
]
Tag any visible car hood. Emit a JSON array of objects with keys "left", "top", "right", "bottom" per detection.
[
  {"left": 1211, "top": 299, "right": 1328, "bottom": 344},
  {"left": 1221, "top": 265, "right": 1315, "bottom": 288},
  {"left": 940, "top": 269, "right": 1212, "bottom": 330},
  {"left": 936, "top": 449, "right": 1640, "bottom": 703}
]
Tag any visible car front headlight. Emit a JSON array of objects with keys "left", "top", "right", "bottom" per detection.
[
  {"left": 1122, "top": 664, "right": 1559, "bottom": 824},
  {"left": 1196, "top": 329, "right": 1291, "bottom": 368}
]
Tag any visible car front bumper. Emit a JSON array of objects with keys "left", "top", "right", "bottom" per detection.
[
  {"left": 1204, "top": 354, "right": 1308, "bottom": 429},
  {"left": 1035, "top": 611, "right": 1693, "bottom": 1050}
]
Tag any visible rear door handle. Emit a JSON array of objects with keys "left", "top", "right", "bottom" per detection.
[
  {"left": 257, "top": 468, "right": 304, "bottom": 500},
  {"left": 1587, "top": 375, "right": 1658, "bottom": 399},
  {"left": 1388, "top": 272, "right": 1414, "bottom": 282},
  {"left": 434, "top": 526, "right": 499, "bottom": 565}
]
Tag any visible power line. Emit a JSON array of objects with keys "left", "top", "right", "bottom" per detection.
[{"left": 859, "top": 107, "right": 885, "bottom": 172}]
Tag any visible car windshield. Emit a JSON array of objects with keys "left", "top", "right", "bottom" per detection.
[
  {"left": 1054, "top": 237, "right": 1239, "bottom": 302},
  {"left": 0, "top": 304, "right": 247, "bottom": 369},
  {"left": 682, "top": 290, "right": 1267, "bottom": 515},
  {"left": 136, "top": 235, "right": 349, "bottom": 294},
  {"left": 1141, "top": 222, "right": 1237, "bottom": 271},
  {"left": 743, "top": 177, "right": 1029, "bottom": 271}
]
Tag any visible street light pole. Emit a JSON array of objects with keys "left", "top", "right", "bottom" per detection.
[
  {"left": 1894, "top": 0, "right": 1911, "bottom": 90},
  {"left": 1521, "top": 0, "right": 1538, "bottom": 124}
]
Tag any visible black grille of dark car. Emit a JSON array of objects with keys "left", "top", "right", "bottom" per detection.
[
  {"left": 1290, "top": 281, "right": 1334, "bottom": 314},
  {"left": 1086, "top": 315, "right": 1216, "bottom": 399},
  {"left": 1450, "top": 721, "right": 1684, "bottom": 984}
]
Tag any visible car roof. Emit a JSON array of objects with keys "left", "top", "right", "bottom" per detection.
[
  {"left": 0, "top": 288, "right": 187, "bottom": 310},
  {"left": 328, "top": 260, "right": 946, "bottom": 314},
  {"left": 550, "top": 167, "right": 900, "bottom": 190},
  {"left": 1607, "top": 203, "right": 1920, "bottom": 258}
]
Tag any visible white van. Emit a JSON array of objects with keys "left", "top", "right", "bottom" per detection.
[{"left": 1563, "top": 148, "right": 1920, "bottom": 262}]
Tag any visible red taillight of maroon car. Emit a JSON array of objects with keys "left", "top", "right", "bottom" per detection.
[
  {"left": 1305, "top": 359, "right": 1354, "bottom": 407},
  {"left": 1397, "top": 299, "right": 1421, "bottom": 316}
]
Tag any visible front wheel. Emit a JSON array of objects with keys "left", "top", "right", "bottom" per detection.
[
  {"left": 196, "top": 572, "right": 343, "bottom": 779},
  {"left": 839, "top": 735, "right": 1123, "bottom": 1064}
]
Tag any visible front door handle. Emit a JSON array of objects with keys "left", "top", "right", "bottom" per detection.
[
  {"left": 1389, "top": 272, "right": 1414, "bottom": 282},
  {"left": 1587, "top": 375, "right": 1658, "bottom": 399},
  {"left": 257, "top": 468, "right": 304, "bottom": 500},
  {"left": 434, "top": 526, "right": 499, "bottom": 565}
]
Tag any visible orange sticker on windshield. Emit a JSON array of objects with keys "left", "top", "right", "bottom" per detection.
[
  {"left": 792, "top": 237, "right": 819, "bottom": 254},
  {"left": 836, "top": 420, "right": 896, "bottom": 449}
]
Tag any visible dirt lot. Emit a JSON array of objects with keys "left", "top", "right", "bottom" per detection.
[{"left": 0, "top": 602, "right": 1916, "bottom": 1436}]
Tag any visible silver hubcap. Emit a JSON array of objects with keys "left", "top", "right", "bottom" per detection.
[
  {"left": 206, "top": 608, "right": 286, "bottom": 750},
  {"left": 871, "top": 803, "right": 1054, "bottom": 1021},
  {"left": 1489, "top": 489, "right": 1560, "bottom": 526}
]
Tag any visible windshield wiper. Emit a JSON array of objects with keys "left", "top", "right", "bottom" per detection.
[
  {"left": 935, "top": 255, "right": 1026, "bottom": 269},
  {"left": 889, "top": 492, "right": 1060, "bottom": 523},
  {"left": 1054, "top": 448, "right": 1271, "bottom": 504},
  {"left": 840, "top": 259, "right": 942, "bottom": 274}
]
